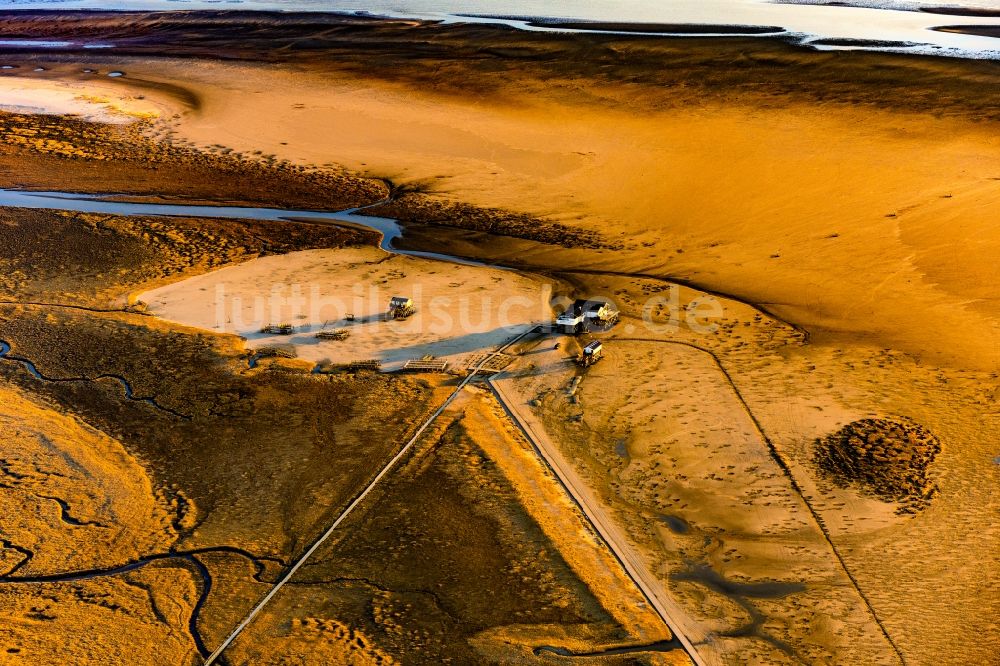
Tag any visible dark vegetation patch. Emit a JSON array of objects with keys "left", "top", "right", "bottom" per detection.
[
  {"left": 365, "top": 192, "right": 616, "bottom": 250},
  {"left": 814, "top": 418, "right": 941, "bottom": 513},
  {"left": 921, "top": 7, "right": 1000, "bottom": 18},
  {"left": 933, "top": 25, "right": 1000, "bottom": 39},
  {"left": 0, "top": 305, "right": 440, "bottom": 553},
  {"left": 0, "top": 111, "right": 386, "bottom": 210},
  {"left": 0, "top": 206, "right": 374, "bottom": 308},
  {"left": 0, "top": 304, "right": 442, "bottom": 660},
  {"left": 807, "top": 38, "right": 918, "bottom": 48}
]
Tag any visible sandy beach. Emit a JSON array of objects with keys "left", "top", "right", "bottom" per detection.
[{"left": 139, "top": 246, "right": 555, "bottom": 370}]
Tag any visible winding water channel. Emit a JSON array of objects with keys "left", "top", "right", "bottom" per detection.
[
  {"left": 534, "top": 638, "right": 684, "bottom": 658},
  {"left": 0, "top": 340, "right": 191, "bottom": 419},
  {"left": 0, "top": 544, "right": 285, "bottom": 658},
  {"left": 0, "top": 188, "right": 494, "bottom": 267}
]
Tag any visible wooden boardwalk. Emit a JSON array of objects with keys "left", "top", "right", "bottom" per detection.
[
  {"left": 401, "top": 359, "right": 449, "bottom": 373},
  {"left": 315, "top": 328, "right": 350, "bottom": 341},
  {"left": 346, "top": 359, "right": 382, "bottom": 371}
]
